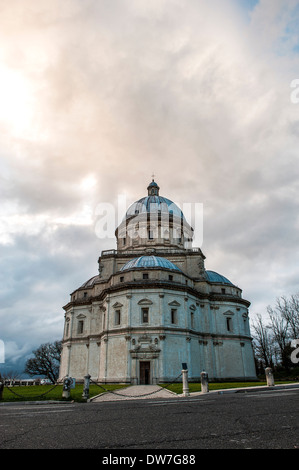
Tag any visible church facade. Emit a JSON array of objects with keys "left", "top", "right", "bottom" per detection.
[{"left": 59, "top": 180, "right": 256, "bottom": 383}]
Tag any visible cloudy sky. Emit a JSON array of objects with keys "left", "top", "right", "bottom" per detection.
[{"left": 1, "top": 0, "right": 299, "bottom": 375}]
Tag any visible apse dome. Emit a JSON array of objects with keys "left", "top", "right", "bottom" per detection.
[
  {"left": 120, "top": 255, "right": 181, "bottom": 272},
  {"left": 206, "top": 270, "right": 234, "bottom": 286}
]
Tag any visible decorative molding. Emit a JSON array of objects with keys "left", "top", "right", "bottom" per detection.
[
  {"left": 223, "top": 310, "right": 235, "bottom": 316},
  {"left": 138, "top": 334, "right": 152, "bottom": 343},
  {"left": 138, "top": 298, "right": 153, "bottom": 305}
]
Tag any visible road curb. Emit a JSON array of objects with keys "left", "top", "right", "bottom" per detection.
[
  {"left": 214, "top": 383, "right": 299, "bottom": 395},
  {"left": 0, "top": 400, "right": 74, "bottom": 406}
]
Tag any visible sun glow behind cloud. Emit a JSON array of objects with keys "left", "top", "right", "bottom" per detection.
[{"left": 0, "top": 65, "right": 37, "bottom": 139}]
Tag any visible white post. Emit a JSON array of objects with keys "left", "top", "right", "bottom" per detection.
[
  {"left": 265, "top": 367, "right": 275, "bottom": 386},
  {"left": 82, "top": 374, "right": 91, "bottom": 400},
  {"left": 62, "top": 376, "right": 72, "bottom": 399},
  {"left": 201, "top": 370, "right": 209, "bottom": 393},
  {"left": 182, "top": 369, "right": 190, "bottom": 397}
]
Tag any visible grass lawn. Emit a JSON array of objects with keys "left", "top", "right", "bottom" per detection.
[{"left": 1, "top": 383, "right": 129, "bottom": 403}]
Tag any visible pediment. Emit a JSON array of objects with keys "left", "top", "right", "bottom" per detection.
[
  {"left": 76, "top": 313, "right": 86, "bottom": 319},
  {"left": 112, "top": 302, "right": 123, "bottom": 309},
  {"left": 168, "top": 300, "right": 181, "bottom": 307},
  {"left": 223, "top": 310, "right": 235, "bottom": 316},
  {"left": 138, "top": 298, "right": 153, "bottom": 305}
]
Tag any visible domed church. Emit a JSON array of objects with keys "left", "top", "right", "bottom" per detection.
[{"left": 59, "top": 180, "right": 256, "bottom": 383}]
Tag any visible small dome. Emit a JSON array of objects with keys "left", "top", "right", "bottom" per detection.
[
  {"left": 206, "top": 270, "right": 234, "bottom": 286},
  {"left": 80, "top": 275, "right": 100, "bottom": 288},
  {"left": 120, "top": 255, "right": 181, "bottom": 272}
]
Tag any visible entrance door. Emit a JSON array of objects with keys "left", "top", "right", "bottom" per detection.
[{"left": 140, "top": 361, "right": 151, "bottom": 385}]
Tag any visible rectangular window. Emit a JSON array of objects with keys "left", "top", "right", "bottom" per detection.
[
  {"left": 148, "top": 230, "right": 154, "bottom": 240},
  {"left": 221, "top": 288, "right": 226, "bottom": 294},
  {"left": 120, "top": 276, "right": 124, "bottom": 282},
  {"left": 190, "top": 312, "right": 195, "bottom": 329},
  {"left": 142, "top": 308, "right": 149, "bottom": 323},
  {"left": 115, "top": 310, "right": 121, "bottom": 325},
  {"left": 143, "top": 273, "right": 149, "bottom": 280},
  {"left": 226, "top": 317, "right": 233, "bottom": 331},
  {"left": 171, "top": 309, "right": 177, "bottom": 324},
  {"left": 168, "top": 275, "right": 173, "bottom": 281},
  {"left": 77, "top": 320, "right": 84, "bottom": 334}
]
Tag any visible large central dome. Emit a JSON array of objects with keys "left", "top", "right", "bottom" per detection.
[
  {"left": 124, "top": 179, "right": 185, "bottom": 221},
  {"left": 125, "top": 195, "right": 185, "bottom": 221},
  {"left": 115, "top": 179, "right": 194, "bottom": 251}
]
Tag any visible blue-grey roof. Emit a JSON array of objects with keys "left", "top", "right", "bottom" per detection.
[
  {"left": 120, "top": 255, "right": 181, "bottom": 272},
  {"left": 148, "top": 180, "right": 159, "bottom": 187},
  {"left": 125, "top": 196, "right": 185, "bottom": 220},
  {"left": 80, "top": 275, "right": 100, "bottom": 288},
  {"left": 206, "top": 270, "right": 234, "bottom": 285}
]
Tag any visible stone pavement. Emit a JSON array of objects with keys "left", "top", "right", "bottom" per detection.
[
  {"left": 90, "top": 385, "right": 178, "bottom": 402},
  {"left": 90, "top": 382, "right": 299, "bottom": 403}
]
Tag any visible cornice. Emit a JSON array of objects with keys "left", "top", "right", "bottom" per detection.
[
  {"left": 62, "top": 327, "right": 253, "bottom": 345},
  {"left": 63, "top": 280, "right": 250, "bottom": 311}
]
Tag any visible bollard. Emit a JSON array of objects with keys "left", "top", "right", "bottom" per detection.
[
  {"left": 201, "top": 370, "right": 209, "bottom": 393},
  {"left": 265, "top": 367, "right": 275, "bottom": 387},
  {"left": 62, "top": 376, "right": 72, "bottom": 399},
  {"left": 182, "top": 369, "right": 190, "bottom": 397},
  {"left": 82, "top": 374, "right": 91, "bottom": 400}
]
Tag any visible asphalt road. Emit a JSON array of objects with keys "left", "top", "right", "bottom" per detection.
[{"left": 1, "top": 387, "right": 298, "bottom": 452}]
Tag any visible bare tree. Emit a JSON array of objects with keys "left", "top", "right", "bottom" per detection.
[
  {"left": 24, "top": 341, "right": 62, "bottom": 384},
  {"left": 251, "top": 314, "right": 274, "bottom": 369},
  {"left": 276, "top": 294, "right": 299, "bottom": 339},
  {"left": 267, "top": 304, "right": 291, "bottom": 370},
  {"left": 0, "top": 370, "right": 22, "bottom": 381}
]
